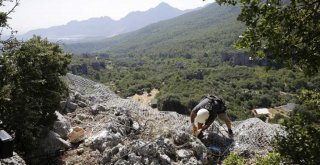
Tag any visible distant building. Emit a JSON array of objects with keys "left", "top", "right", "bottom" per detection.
[{"left": 252, "top": 108, "right": 270, "bottom": 116}]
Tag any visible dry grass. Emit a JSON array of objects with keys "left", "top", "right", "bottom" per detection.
[{"left": 131, "top": 89, "right": 159, "bottom": 105}]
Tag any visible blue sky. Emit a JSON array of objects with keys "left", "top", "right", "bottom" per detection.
[{"left": 2, "top": 0, "right": 214, "bottom": 34}]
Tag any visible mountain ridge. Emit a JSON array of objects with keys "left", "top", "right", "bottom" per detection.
[
  {"left": 63, "top": 3, "right": 244, "bottom": 56},
  {"left": 19, "top": 3, "right": 186, "bottom": 41}
]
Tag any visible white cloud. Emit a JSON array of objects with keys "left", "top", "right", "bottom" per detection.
[{"left": 4, "top": 0, "right": 215, "bottom": 34}]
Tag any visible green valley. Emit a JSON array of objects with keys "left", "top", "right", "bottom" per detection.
[{"left": 65, "top": 3, "right": 320, "bottom": 121}]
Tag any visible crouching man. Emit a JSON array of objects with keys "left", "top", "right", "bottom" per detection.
[{"left": 190, "top": 95, "right": 233, "bottom": 138}]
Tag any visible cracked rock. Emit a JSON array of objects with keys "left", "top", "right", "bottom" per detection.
[{"left": 92, "top": 130, "right": 122, "bottom": 151}]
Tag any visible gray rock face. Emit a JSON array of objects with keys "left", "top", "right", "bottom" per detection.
[
  {"left": 232, "top": 118, "right": 286, "bottom": 156},
  {"left": 53, "top": 111, "right": 71, "bottom": 139},
  {"left": 191, "top": 141, "right": 208, "bottom": 160},
  {"left": 0, "top": 152, "right": 26, "bottom": 165},
  {"left": 91, "top": 130, "right": 122, "bottom": 151}
]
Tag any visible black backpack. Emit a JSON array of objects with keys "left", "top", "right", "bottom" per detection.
[{"left": 206, "top": 95, "right": 226, "bottom": 113}]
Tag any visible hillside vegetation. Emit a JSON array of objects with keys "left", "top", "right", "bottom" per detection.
[
  {"left": 64, "top": 3, "right": 243, "bottom": 58},
  {"left": 65, "top": 3, "right": 320, "bottom": 121}
]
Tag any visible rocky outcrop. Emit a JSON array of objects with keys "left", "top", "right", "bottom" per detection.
[
  {"left": 60, "top": 74, "right": 286, "bottom": 164},
  {"left": 232, "top": 118, "right": 286, "bottom": 156},
  {"left": 0, "top": 152, "right": 26, "bottom": 165},
  {"left": 98, "top": 131, "right": 209, "bottom": 165}
]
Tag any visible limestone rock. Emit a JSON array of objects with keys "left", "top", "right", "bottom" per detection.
[
  {"left": 102, "top": 145, "right": 121, "bottom": 164},
  {"left": 77, "top": 101, "right": 87, "bottom": 107},
  {"left": 53, "top": 111, "right": 71, "bottom": 139},
  {"left": 91, "top": 130, "right": 122, "bottom": 151},
  {"left": 136, "top": 143, "right": 157, "bottom": 158},
  {"left": 191, "top": 141, "right": 208, "bottom": 161},
  {"left": 174, "top": 132, "right": 190, "bottom": 145},
  {"left": 176, "top": 149, "right": 193, "bottom": 159},
  {"left": 128, "top": 153, "right": 142, "bottom": 163},
  {"left": 159, "top": 154, "right": 171, "bottom": 165},
  {"left": 0, "top": 152, "right": 26, "bottom": 165},
  {"left": 90, "top": 104, "right": 107, "bottom": 114},
  {"left": 180, "top": 156, "right": 198, "bottom": 165},
  {"left": 67, "top": 101, "right": 78, "bottom": 111}
]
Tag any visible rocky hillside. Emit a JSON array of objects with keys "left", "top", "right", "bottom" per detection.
[{"left": 49, "top": 74, "right": 286, "bottom": 164}]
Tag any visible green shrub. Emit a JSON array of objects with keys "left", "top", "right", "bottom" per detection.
[
  {"left": 255, "top": 151, "right": 282, "bottom": 165},
  {"left": 0, "top": 36, "right": 71, "bottom": 162},
  {"left": 223, "top": 152, "right": 246, "bottom": 165},
  {"left": 274, "top": 90, "right": 320, "bottom": 164}
]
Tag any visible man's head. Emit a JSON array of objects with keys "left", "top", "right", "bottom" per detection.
[{"left": 195, "top": 108, "right": 209, "bottom": 124}]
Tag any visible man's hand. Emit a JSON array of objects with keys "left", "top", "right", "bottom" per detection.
[{"left": 197, "top": 129, "right": 204, "bottom": 138}]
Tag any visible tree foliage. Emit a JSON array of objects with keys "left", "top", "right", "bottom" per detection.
[
  {"left": 0, "top": 0, "right": 20, "bottom": 51},
  {"left": 275, "top": 114, "right": 320, "bottom": 164},
  {"left": 0, "top": 36, "right": 71, "bottom": 157},
  {"left": 216, "top": 0, "right": 320, "bottom": 75}
]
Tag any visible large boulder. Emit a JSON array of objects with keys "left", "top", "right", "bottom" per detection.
[{"left": 232, "top": 118, "right": 286, "bottom": 156}]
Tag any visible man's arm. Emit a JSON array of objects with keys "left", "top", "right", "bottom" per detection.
[
  {"left": 199, "top": 119, "right": 214, "bottom": 132},
  {"left": 190, "top": 111, "right": 196, "bottom": 124}
]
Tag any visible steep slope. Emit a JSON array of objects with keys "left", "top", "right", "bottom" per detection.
[
  {"left": 20, "top": 3, "right": 185, "bottom": 41},
  {"left": 64, "top": 3, "right": 243, "bottom": 56},
  {"left": 57, "top": 74, "right": 285, "bottom": 164}
]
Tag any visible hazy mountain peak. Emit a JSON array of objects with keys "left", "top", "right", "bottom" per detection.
[
  {"left": 155, "top": 2, "right": 172, "bottom": 8},
  {"left": 19, "top": 3, "right": 186, "bottom": 41}
]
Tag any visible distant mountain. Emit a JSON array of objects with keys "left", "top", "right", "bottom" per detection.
[
  {"left": 19, "top": 3, "right": 185, "bottom": 41},
  {"left": 64, "top": 3, "right": 244, "bottom": 57}
]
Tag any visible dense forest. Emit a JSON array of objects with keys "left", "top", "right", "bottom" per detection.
[{"left": 70, "top": 54, "right": 319, "bottom": 120}]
